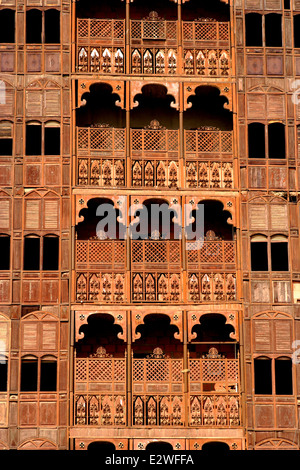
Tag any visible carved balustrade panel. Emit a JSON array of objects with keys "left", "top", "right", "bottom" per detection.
[
  {"left": 186, "top": 161, "right": 233, "bottom": 188},
  {"left": 186, "top": 241, "right": 235, "bottom": 269},
  {"left": 131, "top": 48, "right": 178, "bottom": 75},
  {"left": 75, "top": 355, "right": 126, "bottom": 426},
  {"left": 133, "top": 356, "right": 184, "bottom": 426},
  {"left": 187, "top": 272, "right": 237, "bottom": 302},
  {"left": 132, "top": 272, "right": 181, "bottom": 303},
  {"left": 183, "top": 49, "right": 230, "bottom": 76},
  {"left": 189, "top": 355, "right": 240, "bottom": 427},
  {"left": 78, "top": 157, "right": 126, "bottom": 187},
  {"left": 76, "top": 272, "right": 127, "bottom": 303},
  {"left": 132, "top": 159, "right": 179, "bottom": 188}
]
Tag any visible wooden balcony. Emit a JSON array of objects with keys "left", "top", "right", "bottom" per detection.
[
  {"left": 76, "top": 240, "right": 126, "bottom": 270},
  {"left": 74, "top": 354, "right": 240, "bottom": 427},
  {"left": 74, "top": 355, "right": 126, "bottom": 426},
  {"left": 185, "top": 129, "right": 233, "bottom": 158},
  {"left": 186, "top": 240, "right": 235, "bottom": 270},
  {"left": 182, "top": 21, "right": 229, "bottom": 47},
  {"left": 131, "top": 240, "right": 181, "bottom": 270}
]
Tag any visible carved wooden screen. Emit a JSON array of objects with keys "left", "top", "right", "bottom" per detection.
[
  {"left": 74, "top": 353, "right": 126, "bottom": 426},
  {"left": 132, "top": 355, "right": 184, "bottom": 426}
]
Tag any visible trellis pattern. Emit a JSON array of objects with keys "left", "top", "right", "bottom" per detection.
[
  {"left": 77, "top": 127, "right": 126, "bottom": 155},
  {"left": 189, "top": 358, "right": 239, "bottom": 383},
  {"left": 182, "top": 21, "right": 229, "bottom": 43},
  {"left": 133, "top": 358, "right": 183, "bottom": 383},
  {"left": 185, "top": 129, "right": 233, "bottom": 155},
  {"left": 131, "top": 129, "right": 179, "bottom": 155},
  {"left": 76, "top": 358, "right": 126, "bottom": 382},
  {"left": 131, "top": 20, "right": 177, "bottom": 42},
  {"left": 77, "top": 19, "right": 125, "bottom": 42},
  {"left": 131, "top": 241, "right": 181, "bottom": 269},
  {"left": 76, "top": 240, "right": 126, "bottom": 269},
  {"left": 186, "top": 241, "right": 235, "bottom": 268}
]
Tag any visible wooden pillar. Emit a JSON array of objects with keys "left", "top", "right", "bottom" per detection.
[
  {"left": 183, "top": 310, "right": 189, "bottom": 427},
  {"left": 126, "top": 311, "right": 132, "bottom": 427}
]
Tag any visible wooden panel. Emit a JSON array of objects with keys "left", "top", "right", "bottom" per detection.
[
  {"left": 41, "top": 322, "right": 58, "bottom": 350},
  {"left": 270, "top": 205, "right": 288, "bottom": 230},
  {"left": 25, "top": 199, "right": 41, "bottom": 230},
  {"left": 249, "top": 205, "right": 268, "bottom": 230},
  {"left": 39, "top": 402, "right": 57, "bottom": 425},
  {"left": 274, "top": 319, "right": 292, "bottom": 352},
  {"left": 273, "top": 281, "right": 291, "bottom": 304},
  {"left": 19, "top": 402, "right": 37, "bottom": 425},
  {"left": 43, "top": 200, "right": 59, "bottom": 230},
  {"left": 0, "top": 280, "right": 10, "bottom": 303},
  {"left": 25, "top": 90, "right": 43, "bottom": 116},
  {"left": 0, "top": 200, "right": 10, "bottom": 229},
  {"left": 253, "top": 320, "right": 271, "bottom": 352},
  {"left": 41, "top": 280, "right": 59, "bottom": 303},
  {"left": 276, "top": 405, "right": 296, "bottom": 428},
  {"left": 248, "top": 167, "right": 266, "bottom": 188},
  {"left": 0, "top": 320, "right": 9, "bottom": 352},
  {"left": 22, "top": 280, "right": 40, "bottom": 303},
  {"left": 44, "top": 90, "right": 61, "bottom": 117},
  {"left": 247, "top": 95, "right": 266, "bottom": 119},
  {"left": 251, "top": 281, "right": 270, "bottom": 303},
  {"left": 0, "top": 402, "right": 7, "bottom": 426},
  {"left": 255, "top": 405, "right": 274, "bottom": 428},
  {"left": 22, "top": 322, "right": 38, "bottom": 350},
  {"left": 267, "top": 95, "right": 285, "bottom": 119},
  {"left": 0, "top": 86, "right": 14, "bottom": 116}
]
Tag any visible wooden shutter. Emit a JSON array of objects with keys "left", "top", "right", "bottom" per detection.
[
  {"left": 25, "top": 199, "right": 41, "bottom": 230},
  {"left": 22, "top": 322, "right": 38, "bottom": 350},
  {"left": 0, "top": 320, "right": 9, "bottom": 353},
  {"left": 249, "top": 205, "right": 268, "bottom": 230},
  {"left": 254, "top": 320, "right": 271, "bottom": 352},
  {"left": 0, "top": 200, "right": 10, "bottom": 229},
  {"left": 0, "top": 86, "right": 14, "bottom": 117},
  {"left": 247, "top": 95, "right": 265, "bottom": 119},
  {"left": 267, "top": 95, "right": 285, "bottom": 119},
  {"left": 41, "top": 323, "right": 57, "bottom": 350},
  {"left": 43, "top": 200, "right": 59, "bottom": 230},
  {"left": 26, "top": 91, "right": 43, "bottom": 116},
  {"left": 270, "top": 205, "right": 288, "bottom": 230},
  {"left": 44, "top": 90, "right": 60, "bottom": 116},
  {"left": 274, "top": 320, "right": 292, "bottom": 352}
]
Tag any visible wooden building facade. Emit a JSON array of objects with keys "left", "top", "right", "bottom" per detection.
[{"left": 0, "top": 0, "right": 299, "bottom": 451}]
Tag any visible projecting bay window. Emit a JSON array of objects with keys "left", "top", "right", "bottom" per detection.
[
  {"left": 25, "top": 122, "right": 61, "bottom": 156},
  {"left": 254, "top": 356, "right": 293, "bottom": 395},
  {"left": 251, "top": 235, "right": 289, "bottom": 272},
  {"left": 23, "top": 235, "right": 59, "bottom": 271}
]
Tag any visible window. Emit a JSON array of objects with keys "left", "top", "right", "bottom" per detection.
[
  {"left": 26, "top": 9, "right": 60, "bottom": 44},
  {"left": 265, "top": 14, "right": 282, "bottom": 47},
  {"left": 24, "top": 235, "right": 59, "bottom": 271},
  {"left": 0, "top": 122, "right": 13, "bottom": 156},
  {"left": 0, "top": 356, "right": 8, "bottom": 392},
  {"left": 284, "top": 0, "right": 290, "bottom": 8},
  {"left": 245, "top": 14, "right": 262, "bottom": 47},
  {"left": 294, "top": 15, "right": 300, "bottom": 48},
  {"left": 245, "top": 14, "right": 282, "bottom": 47},
  {"left": 0, "top": 235, "right": 10, "bottom": 270},
  {"left": 0, "top": 9, "right": 15, "bottom": 43},
  {"left": 248, "top": 122, "right": 285, "bottom": 159},
  {"left": 21, "top": 356, "right": 57, "bottom": 392},
  {"left": 254, "top": 356, "right": 293, "bottom": 395},
  {"left": 21, "top": 357, "right": 38, "bottom": 391},
  {"left": 26, "top": 122, "right": 60, "bottom": 156},
  {"left": 251, "top": 235, "right": 289, "bottom": 272}
]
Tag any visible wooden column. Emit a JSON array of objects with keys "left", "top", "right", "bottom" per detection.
[
  {"left": 183, "top": 310, "right": 189, "bottom": 427},
  {"left": 126, "top": 311, "right": 132, "bottom": 427}
]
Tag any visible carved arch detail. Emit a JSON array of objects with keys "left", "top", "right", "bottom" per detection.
[
  {"left": 184, "top": 196, "right": 236, "bottom": 227},
  {"left": 184, "top": 83, "right": 232, "bottom": 112},
  {"left": 130, "top": 81, "right": 179, "bottom": 110},
  {"left": 75, "top": 311, "right": 127, "bottom": 342},
  {"left": 255, "top": 438, "right": 298, "bottom": 450},
  {"left": 75, "top": 194, "right": 127, "bottom": 226},
  {"left": 187, "top": 311, "right": 239, "bottom": 342},
  {"left": 18, "top": 438, "right": 58, "bottom": 450},
  {"left": 132, "top": 311, "right": 183, "bottom": 342},
  {"left": 77, "top": 80, "right": 125, "bottom": 109}
]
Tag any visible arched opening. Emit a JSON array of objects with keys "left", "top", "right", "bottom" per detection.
[
  {"left": 76, "top": 83, "right": 125, "bottom": 128},
  {"left": 130, "top": 198, "right": 180, "bottom": 240},
  {"left": 26, "top": 10, "right": 42, "bottom": 44},
  {"left": 268, "top": 123, "right": 285, "bottom": 159},
  {"left": 0, "top": 121, "right": 13, "bottom": 156},
  {"left": 24, "top": 235, "right": 40, "bottom": 271},
  {"left": 44, "top": 9, "right": 60, "bottom": 44},
  {"left": 191, "top": 314, "right": 235, "bottom": 343},
  {"left": 134, "top": 314, "right": 181, "bottom": 358},
  {"left": 76, "top": 313, "right": 125, "bottom": 357},
  {"left": 184, "top": 86, "right": 232, "bottom": 131},
  {"left": 248, "top": 123, "right": 265, "bottom": 158},
  {"left": 251, "top": 234, "right": 268, "bottom": 271},
  {"left": 20, "top": 356, "right": 38, "bottom": 392},
  {"left": 130, "top": 84, "right": 178, "bottom": 129},
  {"left": 275, "top": 357, "right": 293, "bottom": 395},
  {"left": 146, "top": 441, "right": 174, "bottom": 452},
  {"left": 265, "top": 14, "right": 282, "bottom": 47},
  {"left": 76, "top": 198, "right": 125, "bottom": 240},
  {"left": 202, "top": 442, "right": 230, "bottom": 452},
  {"left": 186, "top": 200, "right": 234, "bottom": 241},
  {"left": 0, "top": 355, "right": 8, "bottom": 392},
  {"left": 254, "top": 357, "right": 272, "bottom": 394},
  {"left": 87, "top": 441, "right": 116, "bottom": 451},
  {"left": 40, "top": 356, "right": 57, "bottom": 391},
  {"left": 294, "top": 15, "right": 300, "bottom": 48}
]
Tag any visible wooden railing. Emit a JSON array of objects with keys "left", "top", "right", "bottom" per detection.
[
  {"left": 74, "top": 356, "right": 240, "bottom": 427},
  {"left": 186, "top": 241, "right": 235, "bottom": 269},
  {"left": 131, "top": 240, "right": 181, "bottom": 270},
  {"left": 77, "top": 127, "right": 126, "bottom": 156},
  {"left": 182, "top": 21, "right": 229, "bottom": 44},
  {"left": 76, "top": 240, "right": 126, "bottom": 270}
]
